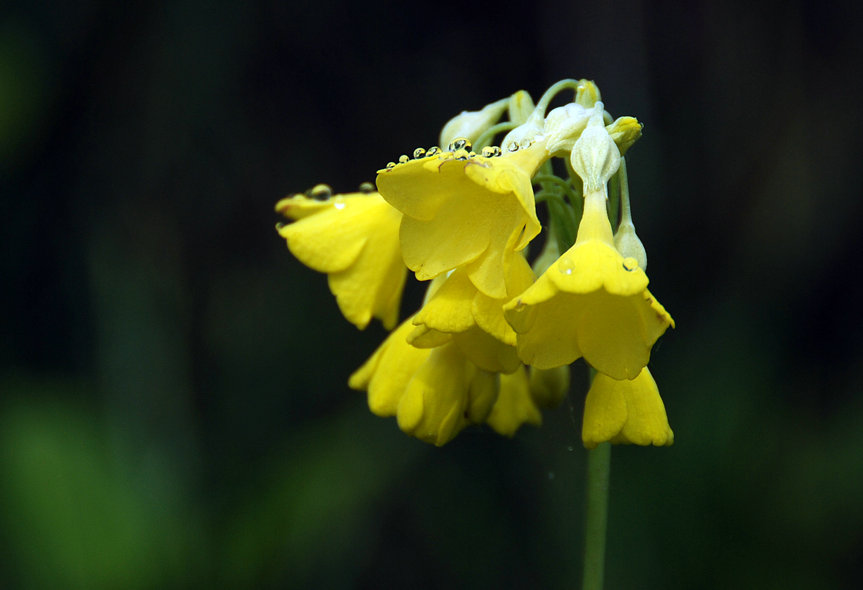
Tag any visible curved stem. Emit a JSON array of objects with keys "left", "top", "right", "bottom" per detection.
[
  {"left": 534, "top": 78, "right": 581, "bottom": 117},
  {"left": 582, "top": 442, "right": 611, "bottom": 590},
  {"left": 532, "top": 174, "right": 581, "bottom": 204},
  {"left": 473, "top": 121, "right": 518, "bottom": 150}
]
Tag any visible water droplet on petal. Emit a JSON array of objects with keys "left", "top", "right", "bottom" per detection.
[
  {"left": 358, "top": 181, "right": 375, "bottom": 193},
  {"left": 622, "top": 257, "right": 638, "bottom": 271},
  {"left": 309, "top": 184, "right": 332, "bottom": 200},
  {"left": 481, "top": 145, "right": 501, "bottom": 157},
  {"left": 426, "top": 146, "right": 441, "bottom": 157},
  {"left": 507, "top": 142, "right": 519, "bottom": 152},
  {"left": 558, "top": 257, "right": 575, "bottom": 275},
  {"left": 454, "top": 148, "right": 470, "bottom": 160},
  {"left": 333, "top": 200, "right": 346, "bottom": 210},
  {"left": 386, "top": 161, "right": 396, "bottom": 170},
  {"left": 275, "top": 221, "right": 286, "bottom": 230},
  {"left": 448, "top": 137, "right": 471, "bottom": 152},
  {"left": 413, "top": 147, "right": 426, "bottom": 159},
  {"left": 398, "top": 154, "right": 410, "bottom": 164}
]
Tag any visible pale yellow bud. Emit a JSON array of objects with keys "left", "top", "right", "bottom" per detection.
[
  {"left": 606, "top": 116, "right": 643, "bottom": 156},
  {"left": 570, "top": 103, "right": 621, "bottom": 192},
  {"left": 439, "top": 97, "right": 509, "bottom": 148}
]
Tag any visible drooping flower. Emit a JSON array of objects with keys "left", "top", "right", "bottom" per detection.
[
  {"left": 582, "top": 367, "right": 673, "bottom": 449},
  {"left": 408, "top": 251, "right": 535, "bottom": 374},
  {"left": 376, "top": 141, "right": 548, "bottom": 299},
  {"left": 348, "top": 317, "right": 498, "bottom": 446},
  {"left": 275, "top": 189, "right": 406, "bottom": 330},
  {"left": 503, "top": 107, "right": 674, "bottom": 379}
]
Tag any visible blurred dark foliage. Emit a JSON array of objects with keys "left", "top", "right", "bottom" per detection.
[{"left": 2, "top": 0, "right": 863, "bottom": 588}]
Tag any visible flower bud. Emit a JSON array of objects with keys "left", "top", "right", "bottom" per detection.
[
  {"left": 606, "top": 116, "right": 643, "bottom": 156},
  {"left": 575, "top": 79, "right": 601, "bottom": 108},
  {"left": 570, "top": 103, "right": 621, "bottom": 192},
  {"left": 613, "top": 221, "right": 648, "bottom": 272},
  {"left": 508, "top": 90, "right": 535, "bottom": 126},
  {"left": 543, "top": 103, "right": 591, "bottom": 154},
  {"left": 439, "top": 97, "right": 509, "bottom": 148}
]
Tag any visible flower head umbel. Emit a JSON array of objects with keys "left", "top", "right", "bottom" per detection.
[{"left": 276, "top": 79, "right": 675, "bottom": 448}]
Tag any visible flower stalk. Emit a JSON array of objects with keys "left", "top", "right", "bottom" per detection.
[{"left": 582, "top": 441, "right": 611, "bottom": 590}]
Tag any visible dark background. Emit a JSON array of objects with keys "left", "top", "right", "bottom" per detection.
[{"left": 2, "top": 1, "right": 863, "bottom": 588}]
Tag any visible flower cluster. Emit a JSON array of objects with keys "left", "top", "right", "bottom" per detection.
[{"left": 276, "top": 79, "right": 674, "bottom": 448}]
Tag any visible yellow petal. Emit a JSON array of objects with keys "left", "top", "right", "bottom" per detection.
[
  {"left": 406, "top": 324, "right": 452, "bottom": 349},
  {"left": 349, "top": 319, "right": 429, "bottom": 417},
  {"left": 453, "top": 327, "right": 521, "bottom": 374},
  {"left": 277, "top": 192, "right": 406, "bottom": 330},
  {"left": 613, "top": 368, "right": 674, "bottom": 447},
  {"left": 582, "top": 374, "right": 627, "bottom": 449},
  {"left": 397, "top": 343, "right": 470, "bottom": 446},
  {"left": 465, "top": 369, "right": 499, "bottom": 423},
  {"left": 378, "top": 152, "right": 542, "bottom": 298},
  {"left": 486, "top": 365, "right": 542, "bottom": 437},
  {"left": 412, "top": 270, "right": 476, "bottom": 334},
  {"left": 503, "top": 237, "right": 673, "bottom": 378}
]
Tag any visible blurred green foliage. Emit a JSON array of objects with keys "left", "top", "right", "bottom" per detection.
[{"left": 2, "top": 1, "right": 863, "bottom": 588}]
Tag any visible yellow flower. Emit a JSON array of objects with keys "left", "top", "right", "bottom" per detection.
[
  {"left": 486, "top": 365, "right": 542, "bottom": 436},
  {"left": 407, "top": 253, "right": 535, "bottom": 374},
  {"left": 582, "top": 367, "right": 673, "bottom": 449},
  {"left": 349, "top": 317, "right": 498, "bottom": 446},
  {"left": 503, "top": 185, "right": 673, "bottom": 379},
  {"left": 375, "top": 142, "right": 548, "bottom": 299},
  {"left": 275, "top": 190, "right": 406, "bottom": 330}
]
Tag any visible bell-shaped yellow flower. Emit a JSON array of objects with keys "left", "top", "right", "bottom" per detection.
[
  {"left": 276, "top": 191, "right": 406, "bottom": 330},
  {"left": 408, "top": 253, "right": 535, "bottom": 374},
  {"left": 503, "top": 188, "right": 674, "bottom": 380},
  {"left": 582, "top": 367, "right": 673, "bottom": 449},
  {"left": 375, "top": 142, "right": 548, "bottom": 299},
  {"left": 486, "top": 365, "right": 542, "bottom": 436},
  {"left": 349, "top": 317, "right": 498, "bottom": 446}
]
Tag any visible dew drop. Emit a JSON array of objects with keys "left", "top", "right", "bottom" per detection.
[
  {"left": 275, "top": 221, "right": 286, "bottom": 230},
  {"left": 507, "top": 142, "right": 519, "bottom": 152},
  {"left": 481, "top": 145, "right": 501, "bottom": 157},
  {"left": 426, "top": 146, "right": 441, "bottom": 157},
  {"left": 309, "top": 183, "right": 332, "bottom": 200},
  {"left": 622, "top": 257, "right": 638, "bottom": 271},
  {"left": 398, "top": 154, "right": 410, "bottom": 164},
  {"left": 558, "top": 257, "right": 575, "bottom": 275},
  {"left": 413, "top": 147, "right": 426, "bottom": 159},
  {"left": 448, "top": 137, "right": 471, "bottom": 152},
  {"left": 386, "top": 161, "right": 396, "bottom": 170},
  {"left": 333, "top": 200, "right": 346, "bottom": 210},
  {"left": 453, "top": 148, "right": 470, "bottom": 160},
  {"left": 358, "top": 181, "right": 375, "bottom": 193}
]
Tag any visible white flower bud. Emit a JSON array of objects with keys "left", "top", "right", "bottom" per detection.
[
  {"left": 543, "top": 103, "right": 590, "bottom": 154},
  {"left": 500, "top": 109, "right": 544, "bottom": 153},
  {"left": 439, "top": 97, "right": 509, "bottom": 148},
  {"left": 570, "top": 103, "right": 621, "bottom": 192}
]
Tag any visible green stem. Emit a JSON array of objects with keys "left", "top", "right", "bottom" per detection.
[
  {"left": 582, "top": 442, "right": 611, "bottom": 590},
  {"left": 473, "top": 121, "right": 518, "bottom": 150}
]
